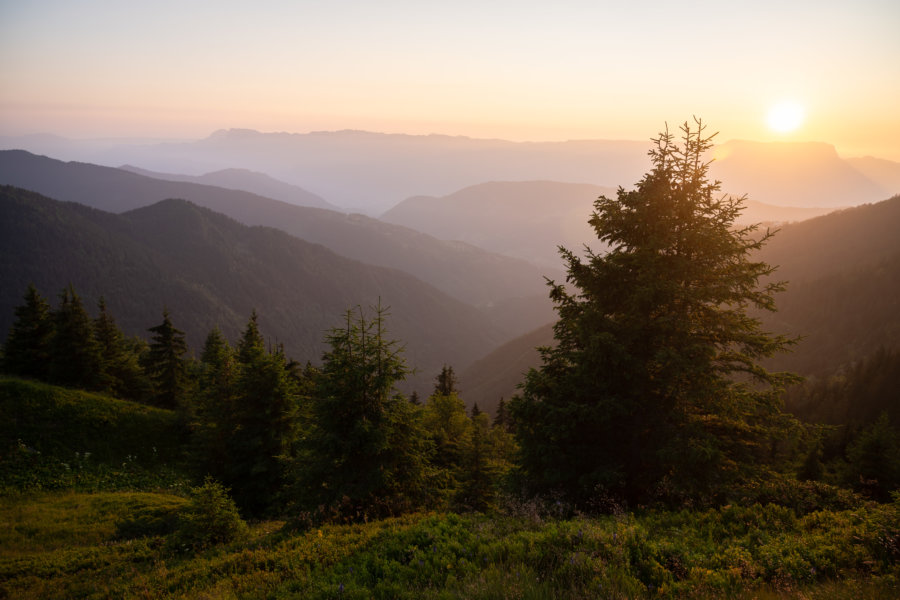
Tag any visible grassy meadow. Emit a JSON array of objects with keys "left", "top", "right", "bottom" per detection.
[{"left": 1, "top": 377, "right": 898, "bottom": 598}]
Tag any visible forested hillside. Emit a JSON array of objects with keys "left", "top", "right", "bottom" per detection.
[{"left": 0, "top": 186, "right": 506, "bottom": 390}]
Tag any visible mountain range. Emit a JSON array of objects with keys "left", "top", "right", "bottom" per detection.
[
  {"left": 0, "top": 150, "right": 552, "bottom": 331},
  {"left": 4, "top": 130, "right": 897, "bottom": 214},
  {"left": 382, "top": 181, "right": 840, "bottom": 270}
]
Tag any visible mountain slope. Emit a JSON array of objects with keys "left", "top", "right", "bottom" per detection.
[
  {"left": 0, "top": 186, "right": 507, "bottom": 391},
  {"left": 0, "top": 150, "right": 547, "bottom": 315},
  {"left": 119, "top": 164, "right": 341, "bottom": 211}
]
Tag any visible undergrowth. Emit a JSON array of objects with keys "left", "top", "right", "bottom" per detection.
[{"left": 1, "top": 491, "right": 897, "bottom": 599}]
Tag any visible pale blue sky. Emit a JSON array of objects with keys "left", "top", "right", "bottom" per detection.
[{"left": 1, "top": 0, "right": 898, "bottom": 157}]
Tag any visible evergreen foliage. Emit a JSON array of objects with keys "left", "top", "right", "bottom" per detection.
[
  {"left": 294, "top": 303, "right": 429, "bottom": 519},
  {"left": 785, "top": 346, "right": 900, "bottom": 427},
  {"left": 170, "top": 478, "right": 248, "bottom": 551},
  {"left": 1, "top": 283, "right": 53, "bottom": 380},
  {"left": 434, "top": 364, "right": 459, "bottom": 396},
  {"left": 844, "top": 413, "right": 900, "bottom": 501},
  {"left": 422, "top": 387, "right": 471, "bottom": 504},
  {"left": 94, "top": 297, "right": 151, "bottom": 401},
  {"left": 190, "top": 328, "right": 237, "bottom": 481},
  {"left": 49, "top": 284, "right": 105, "bottom": 390},
  {"left": 225, "top": 313, "right": 300, "bottom": 515},
  {"left": 510, "top": 120, "right": 800, "bottom": 506},
  {"left": 145, "top": 309, "right": 189, "bottom": 410}
]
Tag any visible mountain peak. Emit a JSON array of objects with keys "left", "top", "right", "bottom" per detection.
[{"left": 206, "top": 128, "right": 262, "bottom": 140}]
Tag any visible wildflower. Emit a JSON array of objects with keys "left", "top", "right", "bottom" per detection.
[
  {"left": 317, "top": 529, "right": 323, "bottom": 538},
  {"left": 338, "top": 582, "right": 344, "bottom": 593}
]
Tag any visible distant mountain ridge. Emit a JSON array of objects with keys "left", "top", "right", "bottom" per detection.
[
  {"left": 118, "top": 165, "right": 341, "bottom": 211},
  {"left": 710, "top": 140, "right": 894, "bottom": 208},
  {"left": 0, "top": 186, "right": 507, "bottom": 393},
  {"left": 3, "top": 129, "right": 897, "bottom": 214},
  {"left": 382, "top": 181, "right": 840, "bottom": 269}
]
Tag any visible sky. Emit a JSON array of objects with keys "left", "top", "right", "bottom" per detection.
[{"left": 1, "top": 0, "right": 899, "bottom": 159}]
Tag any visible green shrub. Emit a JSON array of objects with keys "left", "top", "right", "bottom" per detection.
[{"left": 169, "top": 478, "right": 248, "bottom": 552}]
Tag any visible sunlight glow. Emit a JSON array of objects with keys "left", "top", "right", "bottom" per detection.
[{"left": 766, "top": 102, "right": 806, "bottom": 134}]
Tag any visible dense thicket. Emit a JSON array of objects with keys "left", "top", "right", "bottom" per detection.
[{"left": 510, "top": 121, "right": 800, "bottom": 506}]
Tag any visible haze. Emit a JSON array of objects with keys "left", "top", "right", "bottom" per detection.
[{"left": 2, "top": 0, "right": 899, "bottom": 160}]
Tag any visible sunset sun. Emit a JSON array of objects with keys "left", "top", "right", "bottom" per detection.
[{"left": 766, "top": 101, "right": 806, "bottom": 133}]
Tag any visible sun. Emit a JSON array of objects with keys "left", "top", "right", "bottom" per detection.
[{"left": 766, "top": 101, "right": 806, "bottom": 134}]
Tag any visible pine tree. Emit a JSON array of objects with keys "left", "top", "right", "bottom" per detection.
[
  {"left": 49, "top": 284, "right": 104, "bottom": 390},
  {"left": 191, "top": 327, "right": 237, "bottom": 481},
  {"left": 2, "top": 284, "right": 53, "bottom": 380},
  {"left": 422, "top": 383, "right": 471, "bottom": 505},
  {"left": 493, "top": 397, "right": 512, "bottom": 433},
  {"left": 145, "top": 309, "right": 189, "bottom": 409},
  {"left": 226, "top": 313, "right": 300, "bottom": 515},
  {"left": 94, "top": 297, "right": 149, "bottom": 400},
  {"left": 295, "top": 302, "right": 428, "bottom": 519},
  {"left": 434, "top": 364, "right": 458, "bottom": 396},
  {"left": 510, "top": 120, "right": 799, "bottom": 505},
  {"left": 844, "top": 413, "right": 900, "bottom": 501}
]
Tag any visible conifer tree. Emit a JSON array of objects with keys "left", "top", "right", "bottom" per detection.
[
  {"left": 225, "top": 313, "right": 301, "bottom": 515},
  {"left": 422, "top": 381, "right": 471, "bottom": 505},
  {"left": 510, "top": 120, "right": 799, "bottom": 505},
  {"left": 191, "top": 327, "right": 237, "bottom": 481},
  {"left": 295, "top": 303, "right": 428, "bottom": 519},
  {"left": 49, "top": 284, "right": 104, "bottom": 390},
  {"left": 94, "top": 297, "right": 149, "bottom": 400},
  {"left": 145, "top": 309, "right": 189, "bottom": 409},
  {"left": 434, "top": 364, "right": 458, "bottom": 396},
  {"left": 493, "top": 397, "right": 512, "bottom": 433},
  {"left": 2, "top": 284, "right": 53, "bottom": 380}
]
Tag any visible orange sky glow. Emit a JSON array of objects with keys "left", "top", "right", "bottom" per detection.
[{"left": 1, "top": 1, "right": 899, "bottom": 160}]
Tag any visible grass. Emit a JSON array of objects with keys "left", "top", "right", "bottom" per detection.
[
  {"left": 0, "top": 377, "right": 184, "bottom": 465},
  {"left": 1, "top": 491, "right": 897, "bottom": 599}
]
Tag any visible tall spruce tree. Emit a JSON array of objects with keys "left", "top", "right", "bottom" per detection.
[
  {"left": 510, "top": 120, "right": 799, "bottom": 505},
  {"left": 2, "top": 284, "right": 53, "bottom": 380},
  {"left": 225, "top": 312, "right": 300, "bottom": 515},
  {"left": 191, "top": 327, "right": 237, "bottom": 481},
  {"left": 49, "top": 284, "right": 104, "bottom": 390},
  {"left": 145, "top": 309, "right": 189, "bottom": 409},
  {"left": 94, "top": 297, "right": 149, "bottom": 400},
  {"left": 295, "top": 303, "right": 428, "bottom": 519}
]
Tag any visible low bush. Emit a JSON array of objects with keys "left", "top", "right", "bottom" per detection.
[{"left": 169, "top": 478, "right": 249, "bottom": 552}]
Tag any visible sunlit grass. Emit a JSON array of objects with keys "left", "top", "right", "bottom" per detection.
[{"left": 1, "top": 491, "right": 897, "bottom": 599}]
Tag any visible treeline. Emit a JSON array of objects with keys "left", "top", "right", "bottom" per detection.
[
  {"left": 787, "top": 347, "right": 900, "bottom": 501},
  {"left": 1, "top": 284, "right": 516, "bottom": 518}
]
